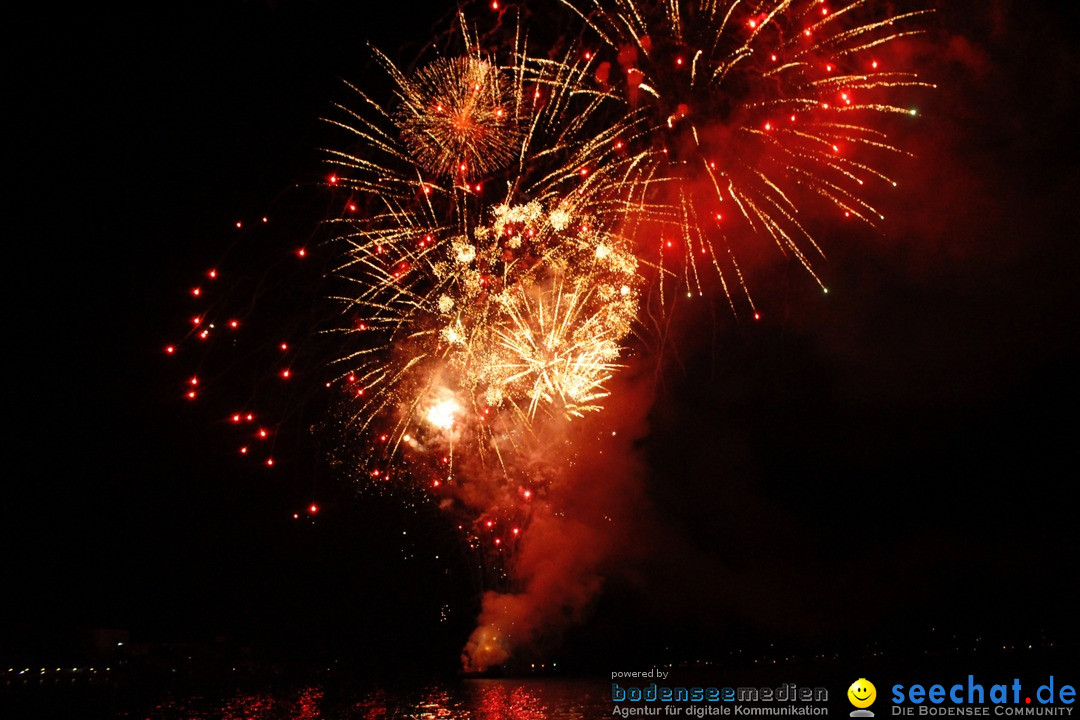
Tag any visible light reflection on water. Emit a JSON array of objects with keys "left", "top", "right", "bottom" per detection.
[{"left": 146, "top": 679, "right": 610, "bottom": 720}]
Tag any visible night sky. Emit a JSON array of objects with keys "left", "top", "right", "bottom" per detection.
[{"left": 7, "top": 1, "right": 1079, "bottom": 673}]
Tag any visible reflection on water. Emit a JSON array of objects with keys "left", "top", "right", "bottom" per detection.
[{"left": 146, "top": 679, "right": 609, "bottom": 720}]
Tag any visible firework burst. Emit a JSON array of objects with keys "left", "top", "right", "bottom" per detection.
[
  {"left": 321, "top": 21, "right": 647, "bottom": 484},
  {"left": 396, "top": 55, "right": 523, "bottom": 178},
  {"left": 328, "top": 195, "right": 640, "bottom": 476},
  {"left": 560, "top": 0, "right": 934, "bottom": 311}
]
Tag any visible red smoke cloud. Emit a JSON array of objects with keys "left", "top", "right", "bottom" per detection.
[{"left": 461, "top": 362, "right": 656, "bottom": 671}]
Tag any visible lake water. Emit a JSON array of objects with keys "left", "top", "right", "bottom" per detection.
[
  {"left": 146, "top": 679, "right": 613, "bottom": 719},
  {"left": 3, "top": 677, "right": 616, "bottom": 720}
]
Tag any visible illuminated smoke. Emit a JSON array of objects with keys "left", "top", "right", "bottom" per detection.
[{"left": 461, "top": 364, "right": 656, "bottom": 672}]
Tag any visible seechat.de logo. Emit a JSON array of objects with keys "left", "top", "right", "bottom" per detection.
[{"left": 850, "top": 679, "right": 878, "bottom": 718}]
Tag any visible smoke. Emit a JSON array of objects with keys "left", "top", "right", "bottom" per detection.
[{"left": 460, "top": 360, "right": 656, "bottom": 672}]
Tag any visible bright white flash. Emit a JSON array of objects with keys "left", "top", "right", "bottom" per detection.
[{"left": 426, "top": 398, "right": 461, "bottom": 430}]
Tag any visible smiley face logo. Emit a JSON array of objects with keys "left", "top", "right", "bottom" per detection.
[{"left": 848, "top": 679, "right": 877, "bottom": 709}]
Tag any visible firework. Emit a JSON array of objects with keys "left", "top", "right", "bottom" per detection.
[
  {"left": 396, "top": 56, "right": 523, "bottom": 178},
  {"left": 170, "top": 3, "right": 931, "bottom": 476},
  {"left": 436, "top": 205, "right": 638, "bottom": 418},
  {"left": 165, "top": 0, "right": 932, "bottom": 674},
  {"left": 328, "top": 194, "right": 640, "bottom": 474},
  {"left": 322, "top": 25, "right": 648, "bottom": 479},
  {"left": 560, "top": 0, "right": 934, "bottom": 311}
]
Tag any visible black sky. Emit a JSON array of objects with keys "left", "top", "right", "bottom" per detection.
[{"left": 6, "top": 0, "right": 1079, "bottom": 670}]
